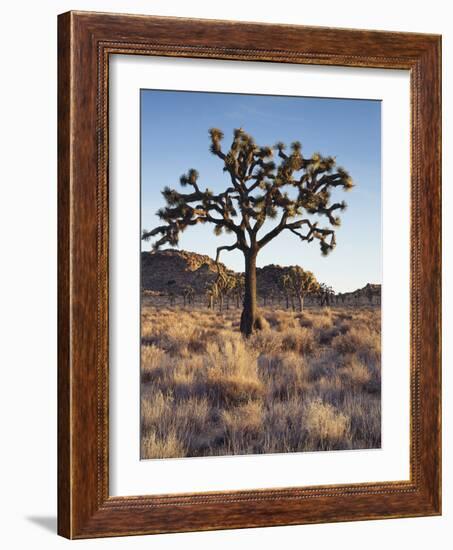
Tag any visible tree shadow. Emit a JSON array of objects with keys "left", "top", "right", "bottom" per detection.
[{"left": 26, "top": 516, "right": 57, "bottom": 534}]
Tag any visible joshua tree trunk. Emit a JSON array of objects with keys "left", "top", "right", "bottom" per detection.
[
  {"left": 240, "top": 251, "right": 258, "bottom": 336},
  {"left": 297, "top": 294, "right": 304, "bottom": 312}
]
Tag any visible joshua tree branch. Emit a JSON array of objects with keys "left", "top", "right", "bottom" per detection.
[
  {"left": 257, "top": 210, "right": 288, "bottom": 249},
  {"left": 145, "top": 128, "right": 353, "bottom": 260},
  {"left": 215, "top": 242, "right": 240, "bottom": 265}
]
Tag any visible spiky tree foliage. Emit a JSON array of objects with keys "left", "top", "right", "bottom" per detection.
[
  {"left": 143, "top": 128, "right": 353, "bottom": 335},
  {"left": 286, "top": 267, "right": 319, "bottom": 311}
]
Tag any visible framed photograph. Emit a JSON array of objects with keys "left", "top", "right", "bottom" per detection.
[{"left": 58, "top": 11, "right": 441, "bottom": 538}]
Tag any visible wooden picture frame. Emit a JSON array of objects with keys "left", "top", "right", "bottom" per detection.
[{"left": 58, "top": 10, "right": 441, "bottom": 539}]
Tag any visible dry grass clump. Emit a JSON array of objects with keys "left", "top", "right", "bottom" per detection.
[
  {"left": 221, "top": 401, "right": 264, "bottom": 454},
  {"left": 202, "top": 339, "right": 264, "bottom": 406},
  {"left": 303, "top": 398, "right": 351, "bottom": 450},
  {"left": 340, "top": 356, "right": 372, "bottom": 386},
  {"left": 258, "top": 353, "right": 309, "bottom": 399},
  {"left": 141, "top": 304, "right": 381, "bottom": 458},
  {"left": 282, "top": 327, "right": 315, "bottom": 355},
  {"left": 141, "top": 430, "right": 186, "bottom": 459},
  {"left": 332, "top": 325, "right": 381, "bottom": 364},
  {"left": 249, "top": 329, "right": 282, "bottom": 355}
]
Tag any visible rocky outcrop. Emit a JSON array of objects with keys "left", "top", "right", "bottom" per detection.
[
  {"left": 141, "top": 249, "right": 381, "bottom": 304},
  {"left": 141, "top": 249, "right": 227, "bottom": 294}
]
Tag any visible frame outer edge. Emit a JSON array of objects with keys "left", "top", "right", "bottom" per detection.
[
  {"left": 428, "top": 36, "right": 441, "bottom": 515},
  {"left": 57, "top": 10, "right": 442, "bottom": 538},
  {"left": 409, "top": 37, "right": 442, "bottom": 515},
  {"left": 57, "top": 11, "right": 73, "bottom": 539}
]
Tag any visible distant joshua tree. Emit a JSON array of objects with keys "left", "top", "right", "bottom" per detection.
[
  {"left": 216, "top": 271, "right": 237, "bottom": 311},
  {"left": 232, "top": 273, "right": 245, "bottom": 308},
  {"left": 205, "top": 280, "right": 219, "bottom": 310},
  {"left": 166, "top": 280, "right": 176, "bottom": 306},
  {"left": 143, "top": 128, "right": 353, "bottom": 335},
  {"left": 286, "top": 267, "right": 319, "bottom": 312},
  {"left": 277, "top": 273, "right": 291, "bottom": 309},
  {"left": 182, "top": 285, "right": 195, "bottom": 307},
  {"left": 318, "top": 283, "right": 335, "bottom": 307}
]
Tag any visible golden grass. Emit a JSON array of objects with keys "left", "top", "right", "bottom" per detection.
[
  {"left": 303, "top": 399, "right": 350, "bottom": 450},
  {"left": 140, "top": 304, "right": 381, "bottom": 458}
]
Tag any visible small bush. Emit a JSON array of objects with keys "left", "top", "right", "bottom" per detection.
[
  {"left": 281, "top": 328, "right": 315, "bottom": 355},
  {"left": 303, "top": 398, "right": 351, "bottom": 450}
]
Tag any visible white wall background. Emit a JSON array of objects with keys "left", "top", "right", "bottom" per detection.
[{"left": 0, "top": 1, "right": 450, "bottom": 548}]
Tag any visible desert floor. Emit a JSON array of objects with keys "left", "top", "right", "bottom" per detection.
[{"left": 140, "top": 299, "right": 381, "bottom": 459}]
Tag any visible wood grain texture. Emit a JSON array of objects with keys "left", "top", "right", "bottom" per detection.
[
  {"left": 57, "top": 10, "right": 441, "bottom": 539},
  {"left": 57, "top": 11, "right": 71, "bottom": 538}
]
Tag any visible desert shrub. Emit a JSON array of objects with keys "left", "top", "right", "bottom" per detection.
[
  {"left": 222, "top": 401, "right": 262, "bottom": 432},
  {"left": 200, "top": 339, "right": 264, "bottom": 406},
  {"left": 281, "top": 327, "right": 315, "bottom": 355},
  {"left": 310, "top": 308, "right": 333, "bottom": 330},
  {"left": 258, "top": 353, "right": 308, "bottom": 399},
  {"left": 316, "top": 325, "right": 342, "bottom": 345},
  {"left": 342, "top": 392, "right": 381, "bottom": 448},
  {"left": 255, "top": 315, "right": 270, "bottom": 331},
  {"left": 303, "top": 398, "right": 351, "bottom": 450},
  {"left": 332, "top": 326, "right": 380, "bottom": 364},
  {"left": 297, "top": 314, "right": 314, "bottom": 328},
  {"left": 141, "top": 389, "right": 211, "bottom": 458},
  {"left": 141, "top": 430, "right": 186, "bottom": 459},
  {"left": 263, "top": 396, "right": 307, "bottom": 453},
  {"left": 339, "top": 356, "right": 372, "bottom": 386},
  {"left": 307, "top": 352, "right": 339, "bottom": 382},
  {"left": 249, "top": 329, "right": 282, "bottom": 355},
  {"left": 141, "top": 344, "right": 168, "bottom": 383}
]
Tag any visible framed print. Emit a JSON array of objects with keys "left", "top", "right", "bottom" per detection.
[{"left": 58, "top": 11, "right": 441, "bottom": 538}]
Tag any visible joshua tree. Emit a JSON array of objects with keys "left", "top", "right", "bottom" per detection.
[
  {"left": 278, "top": 272, "right": 292, "bottom": 309},
  {"left": 274, "top": 272, "right": 286, "bottom": 308},
  {"left": 225, "top": 272, "right": 239, "bottom": 310},
  {"left": 215, "top": 271, "right": 236, "bottom": 311},
  {"left": 364, "top": 283, "right": 381, "bottom": 306},
  {"left": 182, "top": 285, "right": 195, "bottom": 307},
  {"left": 318, "top": 283, "right": 335, "bottom": 307},
  {"left": 143, "top": 128, "right": 353, "bottom": 335},
  {"left": 166, "top": 280, "right": 176, "bottom": 306},
  {"left": 232, "top": 273, "right": 245, "bottom": 308},
  {"left": 286, "top": 267, "right": 319, "bottom": 312},
  {"left": 206, "top": 280, "right": 219, "bottom": 310}
]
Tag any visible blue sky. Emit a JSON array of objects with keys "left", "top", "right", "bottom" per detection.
[{"left": 141, "top": 90, "right": 381, "bottom": 293}]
